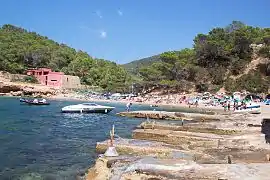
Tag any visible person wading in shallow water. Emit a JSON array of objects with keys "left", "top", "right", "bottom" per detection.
[{"left": 126, "top": 102, "right": 132, "bottom": 112}]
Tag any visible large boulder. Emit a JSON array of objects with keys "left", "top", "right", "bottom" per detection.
[
  {"left": 21, "top": 86, "right": 56, "bottom": 96},
  {"left": 10, "top": 91, "right": 23, "bottom": 96}
]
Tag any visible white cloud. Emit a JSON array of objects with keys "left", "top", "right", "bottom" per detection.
[
  {"left": 100, "top": 30, "right": 107, "bottom": 38},
  {"left": 117, "top": 10, "right": 123, "bottom": 16},
  {"left": 95, "top": 10, "right": 102, "bottom": 19}
]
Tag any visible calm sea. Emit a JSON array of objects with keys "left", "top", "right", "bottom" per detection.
[{"left": 0, "top": 97, "right": 157, "bottom": 180}]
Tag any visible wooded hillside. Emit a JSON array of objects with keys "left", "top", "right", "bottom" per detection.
[
  {"left": 1, "top": 22, "right": 269, "bottom": 94},
  {"left": 125, "top": 21, "right": 270, "bottom": 93},
  {"left": 0, "top": 24, "right": 131, "bottom": 92}
]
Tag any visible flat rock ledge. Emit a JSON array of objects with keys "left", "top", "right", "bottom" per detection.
[
  {"left": 87, "top": 156, "right": 270, "bottom": 180},
  {"left": 117, "top": 110, "right": 223, "bottom": 121},
  {"left": 96, "top": 138, "right": 194, "bottom": 159}
]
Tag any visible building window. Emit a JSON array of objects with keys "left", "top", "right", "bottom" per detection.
[
  {"left": 51, "top": 80, "right": 57, "bottom": 81},
  {"left": 67, "top": 78, "right": 69, "bottom": 82}
]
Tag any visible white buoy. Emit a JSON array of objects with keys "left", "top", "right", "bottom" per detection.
[
  {"left": 104, "top": 146, "right": 119, "bottom": 157},
  {"left": 104, "top": 124, "right": 119, "bottom": 157},
  {"left": 105, "top": 109, "right": 108, "bottom": 113}
]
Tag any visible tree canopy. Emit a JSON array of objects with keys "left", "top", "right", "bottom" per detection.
[
  {"left": 134, "top": 21, "right": 270, "bottom": 93},
  {"left": 0, "top": 24, "right": 131, "bottom": 92}
]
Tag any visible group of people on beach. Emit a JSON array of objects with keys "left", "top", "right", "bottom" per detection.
[{"left": 223, "top": 100, "right": 248, "bottom": 111}]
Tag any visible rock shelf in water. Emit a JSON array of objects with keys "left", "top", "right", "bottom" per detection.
[
  {"left": 96, "top": 138, "right": 193, "bottom": 159},
  {"left": 139, "top": 121, "right": 241, "bottom": 135},
  {"left": 117, "top": 110, "right": 222, "bottom": 121},
  {"left": 88, "top": 106, "right": 270, "bottom": 179},
  {"left": 132, "top": 129, "right": 220, "bottom": 150}
]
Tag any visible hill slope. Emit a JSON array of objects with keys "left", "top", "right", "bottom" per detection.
[
  {"left": 124, "top": 21, "right": 270, "bottom": 93},
  {"left": 0, "top": 24, "right": 131, "bottom": 92},
  {"left": 122, "top": 55, "right": 161, "bottom": 75}
]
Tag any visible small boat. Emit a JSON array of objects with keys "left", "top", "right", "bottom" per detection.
[
  {"left": 61, "top": 103, "right": 115, "bottom": 113},
  {"left": 20, "top": 98, "right": 50, "bottom": 105},
  {"left": 150, "top": 104, "right": 158, "bottom": 107},
  {"left": 264, "top": 99, "right": 270, "bottom": 105},
  {"left": 246, "top": 102, "right": 260, "bottom": 109},
  {"left": 234, "top": 107, "right": 261, "bottom": 114},
  {"left": 20, "top": 98, "right": 26, "bottom": 102}
]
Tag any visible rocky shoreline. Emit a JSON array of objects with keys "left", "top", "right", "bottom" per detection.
[
  {"left": 0, "top": 80, "right": 72, "bottom": 98},
  {"left": 87, "top": 106, "right": 270, "bottom": 180},
  {"left": 2, "top": 77, "right": 270, "bottom": 179}
]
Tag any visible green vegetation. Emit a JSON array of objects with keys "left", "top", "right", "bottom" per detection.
[
  {"left": 122, "top": 55, "right": 161, "bottom": 75},
  {"left": 1, "top": 22, "right": 269, "bottom": 93},
  {"left": 0, "top": 24, "right": 131, "bottom": 92},
  {"left": 23, "top": 75, "right": 38, "bottom": 83},
  {"left": 127, "top": 21, "right": 270, "bottom": 93}
]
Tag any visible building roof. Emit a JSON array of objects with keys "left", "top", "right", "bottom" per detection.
[{"left": 26, "top": 68, "right": 64, "bottom": 75}]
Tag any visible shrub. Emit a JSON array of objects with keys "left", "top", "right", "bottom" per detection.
[
  {"left": 230, "top": 59, "right": 248, "bottom": 75},
  {"left": 23, "top": 75, "right": 38, "bottom": 83},
  {"left": 208, "top": 67, "right": 227, "bottom": 85},
  {"left": 236, "top": 71, "right": 268, "bottom": 93},
  {"left": 195, "top": 83, "right": 208, "bottom": 92},
  {"left": 258, "top": 46, "right": 270, "bottom": 58},
  {"left": 224, "top": 78, "right": 237, "bottom": 92},
  {"left": 159, "top": 80, "right": 178, "bottom": 87}
]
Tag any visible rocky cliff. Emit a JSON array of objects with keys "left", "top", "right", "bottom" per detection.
[{"left": 0, "top": 71, "right": 61, "bottom": 97}]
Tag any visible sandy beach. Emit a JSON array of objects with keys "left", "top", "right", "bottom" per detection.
[{"left": 49, "top": 92, "right": 226, "bottom": 114}]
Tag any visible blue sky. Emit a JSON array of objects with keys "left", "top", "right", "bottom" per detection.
[{"left": 0, "top": 0, "right": 269, "bottom": 64}]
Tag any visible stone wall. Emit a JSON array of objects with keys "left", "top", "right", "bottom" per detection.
[
  {"left": 61, "top": 75, "right": 81, "bottom": 89},
  {"left": 0, "top": 71, "right": 27, "bottom": 82}
]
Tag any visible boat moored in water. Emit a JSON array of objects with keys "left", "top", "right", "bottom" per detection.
[
  {"left": 234, "top": 107, "right": 261, "bottom": 114},
  {"left": 245, "top": 102, "right": 260, "bottom": 109},
  {"left": 19, "top": 98, "right": 50, "bottom": 105},
  {"left": 264, "top": 99, "right": 270, "bottom": 105},
  {"left": 61, "top": 103, "right": 115, "bottom": 113}
]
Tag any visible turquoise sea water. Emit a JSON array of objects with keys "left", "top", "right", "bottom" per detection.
[{"left": 0, "top": 97, "right": 157, "bottom": 180}]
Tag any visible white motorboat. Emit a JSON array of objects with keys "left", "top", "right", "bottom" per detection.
[
  {"left": 246, "top": 102, "right": 260, "bottom": 109},
  {"left": 61, "top": 103, "right": 115, "bottom": 113},
  {"left": 234, "top": 107, "right": 261, "bottom": 114}
]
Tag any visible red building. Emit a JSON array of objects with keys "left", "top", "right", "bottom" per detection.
[{"left": 26, "top": 68, "right": 80, "bottom": 88}]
